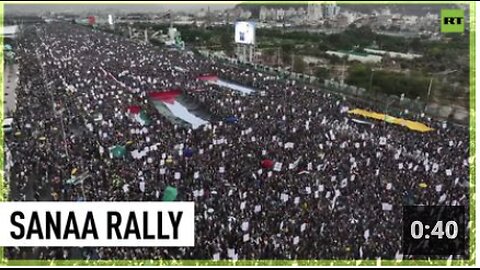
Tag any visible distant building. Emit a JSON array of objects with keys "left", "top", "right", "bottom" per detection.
[
  {"left": 240, "top": 9, "right": 252, "bottom": 19},
  {"left": 297, "top": 7, "right": 307, "bottom": 17},
  {"left": 2, "top": 25, "right": 18, "bottom": 39},
  {"left": 286, "top": 7, "right": 297, "bottom": 18},
  {"left": 364, "top": 48, "right": 422, "bottom": 60},
  {"left": 342, "top": 11, "right": 356, "bottom": 24},
  {"left": 381, "top": 8, "right": 391, "bottom": 16},
  {"left": 276, "top": 8, "right": 285, "bottom": 21},
  {"left": 259, "top": 6, "right": 268, "bottom": 21},
  {"left": 323, "top": 3, "right": 340, "bottom": 19},
  {"left": 402, "top": 15, "right": 418, "bottom": 26},
  {"left": 259, "top": 6, "right": 277, "bottom": 21},
  {"left": 307, "top": 2, "right": 323, "bottom": 21},
  {"left": 196, "top": 9, "right": 207, "bottom": 18},
  {"left": 425, "top": 12, "right": 439, "bottom": 20},
  {"left": 326, "top": 50, "right": 382, "bottom": 64}
]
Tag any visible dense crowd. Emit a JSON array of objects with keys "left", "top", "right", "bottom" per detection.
[{"left": 5, "top": 23, "right": 469, "bottom": 260}]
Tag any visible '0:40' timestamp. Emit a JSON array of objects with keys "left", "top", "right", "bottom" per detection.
[
  {"left": 403, "top": 206, "right": 467, "bottom": 257},
  {"left": 410, "top": 220, "right": 458, "bottom": 240}
]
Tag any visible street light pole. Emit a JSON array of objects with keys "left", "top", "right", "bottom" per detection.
[
  {"left": 424, "top": 77, "right": 433, "bottom": 113},
  {"left": 369, "top": 69, "right": 375, "bottom": 99},
  {"left": 423, "top": 70, "right": 457, "bottom": 113}
]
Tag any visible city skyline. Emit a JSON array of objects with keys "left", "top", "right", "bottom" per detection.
[{"left": 4, "top": 2, "right": 239, "bottom": 14}]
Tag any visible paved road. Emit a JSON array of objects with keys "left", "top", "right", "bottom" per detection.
[{"left": 4, "top": 63, "right": 18, "bottom": 116}]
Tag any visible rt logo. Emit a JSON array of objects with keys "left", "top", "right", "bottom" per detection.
[{"left": 441, "top": 9, "right": 464, "bottom": 33}]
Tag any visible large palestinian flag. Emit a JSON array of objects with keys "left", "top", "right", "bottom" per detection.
[
  {"left": 149, "top": 90, "right": 208, "bottom": 129},
  {"left": 197, "top": 74, "right": 254, "bottom": 94}
]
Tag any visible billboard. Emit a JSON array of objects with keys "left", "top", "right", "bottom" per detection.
[{"left": 235, "top": 21, "right": 255, "bottom": 45}]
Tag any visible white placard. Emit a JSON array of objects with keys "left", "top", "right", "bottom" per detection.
[
  {"left": 293, "top": 236, "right": 300, "bottom": 245},
  {"left": 274, "top": 162, "right": 282, "bottom": 172},
  {"left": 382, "top": 203, "right": 393, "bottom": 211},
  {"left": 294, "top": 197, "right": 300, "bottom": 205},
  {"left": 241, "top": 221, "right": 249, "bottom": 232}
]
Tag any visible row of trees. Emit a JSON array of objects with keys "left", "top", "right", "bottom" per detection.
[{"left": 345, "top": 64, "right": 456, "bottom": 101}]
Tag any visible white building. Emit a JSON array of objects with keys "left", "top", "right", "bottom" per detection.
[
  {"left": 276, "top": 8, "right": 285, "bottom": 21},
  {"left": 363, "top": 48, "right": 422, "bottom": 60},
  {"left": 402, "top": 15, "right": 418, "bottom": 26},
  {"left": 381, "top": 8, "right": 391, "bottom": 16},
  {"left": 2, "top": 25, "right": 18, "bottom": 39},
  {"left": 286, "top": 7, "right": 297, "bottom": 18},
  {"left": 323, "top": 3, "right": 340, "bottom": 19},
  {"left": 196, "top": 10, "right": 207, "bottom": 18},
  {"left": 326, "top": 51, "right": 382, "bottom": 64},
  {"left": 240, "top": 9, "right": 252, "bottom": 19},
  {"left": 342, "top": 11, "right": 356, "bottom": 24},
  {"left": 259, "top": 6, "right": 268, "bottom": 21},
  {"left": 307, "top": 2, "right": 323, "bottom": 21},
  {"left": 425, "top": 12, "right": 439, "bottom": 20}
]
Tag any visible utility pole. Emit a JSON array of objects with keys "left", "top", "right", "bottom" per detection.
[
  {"left": 426, "top": 77, "right": 433, "bottom": 101},
  {"left": 277, "top": 47, "right": 281, "bottom": 66},
  {"left": 207, "top": 6, "right": 211, "bottom": 28},
  {"left": 424, "top": 70, "right": 457, "bottom": 113},
  {"left": 291, "top": 53, "right": 294, "bottom": 71},
  {"left": 340, "top": 58, "right": 346, "bottom": 86},
  {"left": 369, "top": 69, "right": 375, "bottom": 100}
]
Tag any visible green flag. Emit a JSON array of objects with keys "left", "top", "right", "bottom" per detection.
[
  {"left": 135, "top": 110, "right": 151, "bottom": 126},
  {"left": 110, "top": 145, "right": 126, "bottom": 158},
  {"left": 112, "top": 174, "right": 123, "bottom": 188},
  {"left": 162, "top": 186, "right": 178, "bottom": 201},
  {"left": 65, "top": 172, "right": 90, "bottom": 186}
]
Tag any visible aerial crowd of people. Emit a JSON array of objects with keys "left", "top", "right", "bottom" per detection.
[{"left": 5, "top": 23, "right": 469, "bottom": 261}]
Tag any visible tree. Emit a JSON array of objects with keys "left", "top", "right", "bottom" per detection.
[
  {"left": 281, "top": 43, "right": 294, "bottom": 65},
  {"left": 315, "top": 67, "right": 330, "bottom": 80},
  {"left": 220, "top": 31, "right": 234, "bottom": 57},
  {"left": 293, "top": 55, "right": 306, "bottom": 73},
  {"left": 262, "top": 48, "right": 276, "bottom": 64}
]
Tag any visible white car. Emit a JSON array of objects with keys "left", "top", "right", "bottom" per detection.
[{"left": 3, "top": 117, "right": 14, "bottom": 133}]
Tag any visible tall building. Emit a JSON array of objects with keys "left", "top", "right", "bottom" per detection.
[
  {"left": 323, "top": 3, "right": 340, "bottom": 19},
  {"left": 259, "top": 6, "right": 268, "bottom": 21},
  {"left": 307, "top": 2, "right": 323, "bottom": 21},
  {"left": 286, "top": 7, "right": 297, "bottom": 18},
  {"left": 276, "top": 8, "right": 285, "bottom": 21}
]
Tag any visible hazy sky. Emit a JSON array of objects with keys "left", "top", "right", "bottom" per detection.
[{"left": 5, "top": 2, "right": 240, "bottom": 14}]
